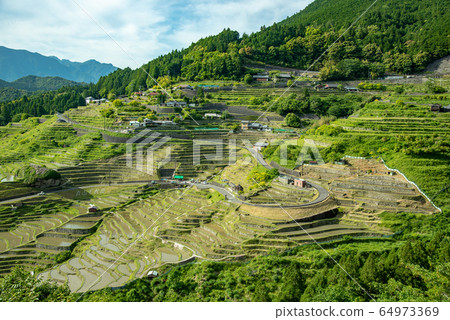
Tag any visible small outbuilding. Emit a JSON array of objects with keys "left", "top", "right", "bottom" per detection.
[
  {"left": 129, "top": 121, "right": 141, "bottom": 127},
  {"left": 430, "top": 104, "right": 442, "bottom": 112},
  {"left": 253, "top": 142, "right": 269, "bottom": 152},
  {"left": 278, "top": 175, "right": 292, "bottom": 185},
  {"left": 233, "top": 184, "right": 244, "bottom": 192},
  {"left": 293, "top": 178, "right": 309, "bottom": 188},
  {"left": 88, "top": 205, "right": 98, "bottom": 213},
  {"left": 147, "top": 270, "right": 159, "bottom": 279}
]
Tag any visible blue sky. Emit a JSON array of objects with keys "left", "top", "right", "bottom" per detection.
[{"left": 0, "top": 0, "right": 313, "bottom": 68}]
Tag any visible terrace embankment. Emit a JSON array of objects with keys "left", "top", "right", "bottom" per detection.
[{"left": 302, "top": 158, "right": 437, "bottom": 214}]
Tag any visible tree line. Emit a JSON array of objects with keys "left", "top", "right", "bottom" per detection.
[{"left": 0, "top": 87, "right": 86, "bottom": 125}]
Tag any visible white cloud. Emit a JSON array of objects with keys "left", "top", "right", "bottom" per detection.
[{"left": 0, "top": 0, "right": 313, "bottom": 68}]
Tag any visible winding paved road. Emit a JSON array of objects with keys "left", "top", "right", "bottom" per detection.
[
  {"left": 0, "top": 149, "right": 329, "bottom": 209},
  {"left": 244, "top": 146, "right": 330, "bottom": 206}
]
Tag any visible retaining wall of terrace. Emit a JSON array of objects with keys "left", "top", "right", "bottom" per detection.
[
  {"left": 331, "top": 182, "right": 415, "bottom": 194},
  {"left": 53, "top": 226, "right": 95, "bottom": 235},
  {"left": 35, "top": 243, "right": 68, "bottom": 251},
  {"left": 273, "top": 208, "right": 338, "bottom": 226},
  {"left": 344, "top": 156, "right": 442, "bottom": 213},
  {"left": 270, "top": 161, "right": 301, "bottom": 178},
  {"left": 102, "top": 133, "right": 130, "bottom": 143}
]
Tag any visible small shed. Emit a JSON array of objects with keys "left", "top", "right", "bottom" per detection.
[
  {"left": 88, "top": 205, "right": 98, "bottom": 213},
  {"left": 147, "top": 270, "right": 159, "bottom": 279},
  {"left": 253, "top": 75, "right": 270, "bottom": 82},
  {"left": 204, "top": 113, "right": 221, "bottom": 119},
  {"left": 334, "top": 159, "right": 347, "bottom": 165},
  {"left": 293, "top": 178, "right": 308, "bottom": 188},
  {"left": 129, "top": 120, "right": 141, "bottom": 127},
  {"left": 324, "top": 84, "right": 339, "bottom": 90},
  {"left": 278, "top": 175, "right": 292, "bottom": 185},
  {"left": 430, "top": 104, "right": 442, "bottom": 112},
  {"left": 253, "top": 142, "right": 269, "bottom": 152}
]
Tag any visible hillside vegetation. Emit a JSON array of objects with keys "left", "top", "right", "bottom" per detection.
[
  {"left": 0, "top": 0, "right": 449, "bottom": 303},
  {"left": 90, "top": 0, "right": 449, "bottom": 97},
  {"left": 1, "top": 0, "right": 449, "bottom": 125}
]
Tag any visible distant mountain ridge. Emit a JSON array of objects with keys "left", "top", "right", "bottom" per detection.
[
  {"left": 0, "top": 46, "right": 117, "bottom": 83},
  {"left": 0, "top": 75, "right": 79, "bottom": 102}
]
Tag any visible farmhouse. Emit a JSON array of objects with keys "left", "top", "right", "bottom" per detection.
[
  {"left": 293, "top": 178, "right": 309, "bottom": 188},
  {"left": 277, "top": 73, "right": 292, "bottom": 81},
  {"left": 166, "top": 101, "right": 187, "bottom": 107},
  {"left": 315, "top": 84, "right": 339, "bottom": 91},
  {"left": 204, "top": 113, "right": 221, "bottom": 119},
  {"left": 241, "top": 121, "right": 271, "bottom": 131},
  {"left": 153, "top": 120, "right": 175, "bottom": 126},
  {"left": 324, "top": 84, "right": 339, "bottom": 90},
  {"left": 129, "top": 121, "right": 141, "bottom": 127},
  {"left": 85, "top": 97, "right": 105, "bottom": 104},
  {"left": 253, "top": 74, "right": 270, "bottom": 82},
  {"left": 344, "top": 87, "right": 358, "bottom": 92}
]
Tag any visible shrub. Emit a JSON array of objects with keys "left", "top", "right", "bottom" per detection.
[
  {"left": 55, "top": 251, "right": 71, "bottom": 263},
  {"left": 112, "top": 99, "right": 123, "bottom": 107},
  {"left": 285, "top": 113, "right": 303, "bottom": 128}
]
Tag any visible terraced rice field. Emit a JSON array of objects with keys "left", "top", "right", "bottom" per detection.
[
  {"left": 334, "top": 101, "right": 450, "bottom": 137},
  {"left": 302, "top": 159, "right": 438, "bottom": 216},
  {"left": 58, "top": 156, "right": 156, "bottom": 187},
  {"left": 247, "top": 181, "right": 317, "bottom": 206},
  {"left": 0, "top": 187, "right": 140, "bottom": 276},
  {"left": 38, "top": 184, "right": 389, "bottom": 292}
]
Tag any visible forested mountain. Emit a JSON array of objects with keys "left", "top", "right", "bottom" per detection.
[
  {"left": 243, "top": 0, "right": 450, "bottom": 78},
  {"left": 0, "top": 46, "right": 117, "bottom": 83},
  {"left": 0, "top": 76, "right": 79, "bottom": 92},
  {"left": 0, "top": 87, "right": 85, "bottom": 124},
  {"left": 0, "top": 76, "right": 80, "bottom": 102},
  {"left": 1, "top": 0, "right": 449, "bottom": 124},
  {"left": 89, "top": 0, "right": 449, "bottom": 97}
]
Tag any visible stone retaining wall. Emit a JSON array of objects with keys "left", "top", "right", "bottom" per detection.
[{"left": 270, "top": 161, "right": 301, "bottom": 177}]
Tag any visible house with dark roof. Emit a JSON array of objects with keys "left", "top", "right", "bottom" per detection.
[{"left": 430, "top": 104, "right": 442, "bottom": 112}]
